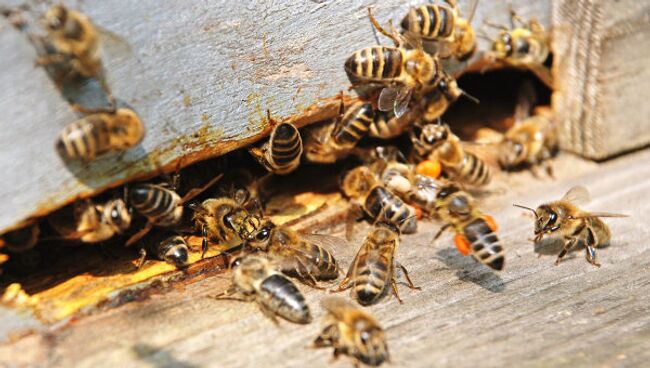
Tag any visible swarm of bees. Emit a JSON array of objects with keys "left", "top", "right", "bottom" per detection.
[{"left": 0, "top": 2, "right": 630, "bottom": 367}]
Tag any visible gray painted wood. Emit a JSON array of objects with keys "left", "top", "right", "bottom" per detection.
[{"left": 0, "top": 0, "right": 550, "bottom": 234}]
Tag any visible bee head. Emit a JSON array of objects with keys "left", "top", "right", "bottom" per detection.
[
  {"left": 420, "top": 123, "right": 449, "bottom": 148},
  {"left": 498, "top": 139, "right": 526, "bottom": 168},
  {"left": 43, "top": 4, "right": 68, "bottom": 32},
  {"left": 355, "top": 322, "right": 389, "bottom": 367},
  {"left": 534, "top": 205, "right": 563, "bottom": 235},
  {"left": 342, "top": 166, "right": 376, "bottom": 198},
  {"left": 492, "top": 32, "right": 513, "bottom": 58},
  {"left": 245, "top": 221, "right": 274, "bottom": 251},
  {"left": 104, "top": 199, "right": 132, "bottom": 233}
]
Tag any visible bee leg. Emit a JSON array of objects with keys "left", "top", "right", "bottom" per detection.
[
  {"left": 331, "top": 277, "right": 352, "bottom": 293},
  {"left": 35, "top": 53, "right": 67, "bottom": 67},
  {"left": 585, "top": 227, "right": 601, "bottom": 268},
  {"left": 258, "top": 304, "right": 280, "bottom": 325},
  {"left": 181, "top": 173, "right": 224, "bottom": 204},
  {"left": 201, "top": 225, "right": 209, "bottom": 259},
  {"left": 209, "top": 287, "right": 244, "bottom": 300},
  {"left": 432, "top": 224, "right": 452, "bottom": 243},
  {"left": 397, "top": 262, "right": 421, "bottom": 290},
  {"left": 313, "top": 324, "right": 336, "bottom": 348},
  {"left": 545, "top": 163, "right": 555, "bottom": 179},
  {"left": 555, "top": 237, "right": 577, "bottom": 266},
  {"left": 136, "top": 248, "right": 147, "bottom": 269},
  {"left": 390, "top": 278, "right": 404, "bottom": 304}
]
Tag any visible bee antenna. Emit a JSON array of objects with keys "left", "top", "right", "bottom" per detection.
[
  {"left": 460, "top": 88, "right": 480, "bottom": 104},
  {"left": 513, "top": 204, "right": 538, "bottom": 218}
]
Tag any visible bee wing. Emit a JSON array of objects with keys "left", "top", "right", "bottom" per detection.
[
  {"left": 561, "top": 185, "right": 591, "bottom": 206},
  {"left": 321, "top": 296, "right": 357, "bottom": 316},
  {"left": 465, "top": 0, "right": 480, "bottom": 23},
  {"left": 461, "top": 141, "right": 500, "bottom": 168},
  {"left": 571, "top": 212, "right": 629, "bottom": 219},
  {"left": 96, "top": 25, "right": 134, "bottom": 58},
  {"left": 393, "top": 88, "right": 413, "bottom": 118},
  {"left": 514, "top": 79, "right": 536, "bottom": 124},
  {"left": 378, "top": 87, "right": 399, "bottom": 112},
  {"left": 299, "top": 233, "right": 354, "bottom": 259}
]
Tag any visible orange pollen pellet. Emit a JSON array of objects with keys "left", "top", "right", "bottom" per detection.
[
  {"left": 454, "top": 233, "right": 471, "bottom": 256},
  {"left": 413, "top": 206, "right": 423, "bottom": 219},
  {"left": 416, "top": 159, "right": 442, "bottom": 179},
  {"left": 484, "top": 215, "right": 498, "bottom": 232}
]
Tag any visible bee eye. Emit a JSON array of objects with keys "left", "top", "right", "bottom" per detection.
[
  {"left": 360, "top": 331, "right": 370, "bottom": 344},
  {"left": 111, "top": 208, "right": 119, "bottom": 220},
  {"left": 256, "top": 228, "right": 270, "bottom": 241}
]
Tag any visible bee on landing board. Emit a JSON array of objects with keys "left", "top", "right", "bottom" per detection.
[
  {"left": 334, "top": 222, "right": 420, "bottom": 306},
  {"left": 514, "top": 186, "right": 628, "bottom": 267},
  {"left": 136, "top": 232, "right": 190, "bottom": 269},
  {"left": 344, "top": 8, "right": 444, "bottom": 118},
  {"left": 55, "top": 108, "right": 145, "bottom": 162},
  {"left": 314, "top": 296, "right": 389, "bottom": 367},
  {"left": 212, "top": 255, "right": 312, "bottom": 324},
  {"left": 244, "top": 220, "right": 343, "bottom": 288},
  {"left": 433, "top": 184, "right": 505, "bottom": 271},
  {"left": 249, "top": 111, "right": 303, "bottom": 175},
  {"left": 48, "top": 198, "right": 131, "bottom": 244}
]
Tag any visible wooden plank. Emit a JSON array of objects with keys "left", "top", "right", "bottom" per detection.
[
  {"left": 0, "top": 148, "right": 647, "bottom": 367},
  {"left": 0, "top": 0, "right": 551, "bottom": 235},
  {"left": 552, "top": 0, "right": 650, "bottom": 159}
]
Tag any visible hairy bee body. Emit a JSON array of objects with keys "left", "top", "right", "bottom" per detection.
[
  {"left": 130, "top": 184, "right": 183, "bottom": 227},
  {"left": 499, "top": 107, "right": 558, "bottom": 169},
  {"left": 493, "top": 26, "right": 548, "bottom": 67},
  {"left": 369, "top": 110, "right": 417, "bottom": 139},
  {"left": 314, "top": 297, "right": 389, "bottom": 367},
  {"left": 419, "top": 73, "right": 463, "bottom": 123},
  {"left": 250, "top": 122, "right": 302, "bottom": 175},
  {"left": 407, "top": 174, "right": 444, "bottom": 217},
  {"left": 49, "top": 198, "right": 131, "bottom": 243},
  {"left": 191, "top": 197, "right": 261, "bottom": 248},
  {"left": 55, "top": 108, "right": 144, "bottom": 162},
  {"left": 435, "top": 185, "right": 505, "bottom": 270}
]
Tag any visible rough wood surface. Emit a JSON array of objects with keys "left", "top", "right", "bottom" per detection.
[
  {"left": 0, "top": 0, "right": 551, "bottom": 234},
  {"left": 552, "top": 0, "right": 650, "bottom": 159},
  {"left": 0, "top": 148, "right": 647, "bottom": 367}
]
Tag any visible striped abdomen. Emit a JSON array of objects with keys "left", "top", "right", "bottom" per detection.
[
  {"left": 401, "top": 4, "right": 457, "bottom": 40},
  {"left": 301, "top": 242, "right": 339, "bottom": 280},
  {"left": 268, "top": 122, "right": 302, "bottom": 174},
  {"left": 56, "top": 116, "right": 111, "bottom": 161},
  {"left": 332, "top": 102, "right": 374, "bottom": 148},
  {"left": 130, "top": 185, "right": 183, "bottom": 227},
  {"left": 345, "top": 47, "right": 403, "bottom": 84},
  {"left": 365, "top": 187, "right": 417, "bottom": 234},
  {"left": 454, "top": 152, "right": 491, "bottom": 186},
  {"left": 353, "top": 252, "right": 392, "bottom": 306},
  {"left": 463, "top": 218, "right": 504, "bottom": 270},
  {"left": 154, "top": 235, "right": 189, "bottom": 268},
  {"left": 259, "top": 274, "right": 312, "bottom": 324},
  {"left": 369, "top": 111, "right": 406, "bottom": 139}
]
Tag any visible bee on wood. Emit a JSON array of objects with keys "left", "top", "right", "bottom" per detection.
[
  {"left": 213, "top": 255, "right": 312, "bottom": 324},
  {"left": 304, "top": 98, "right": 374, "bottom": 164},
  {"left": 410, "top": 121, "right": 491, "bottom": 186},
  {"left": 433, "top": 184, "right": 504, "bottom": 270},
  {"left": 335, "top": 222, "right": 420, "bottom": 306},
  {"left": 345, "top": 8, "right": 444, "bottom": 118},
  {"left": 249, "top": 111, "right": 303, "bottom": 175},
  {"left": 418, "top": 72, "right": 478, "bottom": 123},
  {"left": 314, "top": 296, "right": 389, "bottom": 367},
  {"left": 499, "top": 106, "right": 557, "bottom": 173},
  {"left": 514, "top": 186, "right": 628, "bottom": 267},
  {"left": 136, "top": 233, "right": 190, "bottom": 269},
  {"left": 189, "top": 188, "right": 262, "bottom": 257},
  {"left": 368, "top": 109, "right": 418, "bottom": 140},
  {"left": 244, "top": 220, "right": 343, "bottom": 288},
  {"left": 0, "top": 223, "right": 40, "bottom": 253},
  {"left": 126, "top": 173, "right": 224, "bottom": 247},
  {"left": 400, "top": 0, "right": 479, "bottom": 61},
  {"left": 48, "top": 198, "right": 131, "bottom": 243},
  {"left": 341, "top": 166, "right": 418, "bottom": 238},
  {"left": 55, "top": 108, "right": 144, "bottom": 162}
]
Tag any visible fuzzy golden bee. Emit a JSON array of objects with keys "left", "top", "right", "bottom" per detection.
[
  {"left": 0, "top": 223, "right": 41, "bottom": 253},
  {"left": 433, "top": 184, "right": 504, "bottom": 270},
  {"left": 249, "top": 113, "right": 303, "bottom": 175},
  {"left": 410, "top": 122, "right": 491, "bottom": 186},
  {"left": 335, "top": 222, "right": 420, "bottom": 306},
  {"left": 314, "top": 297, "right": 390, "bottom": 367},
  {"left": 514, "top": 186, "right": 627, "bottom": 267},
  {"left": 55, "top": 108, "right": 144, "bottom": 162},
  {"left": 345, "top": 8, "right": 444, "bottom": 118},
  {"left": 341, "top": 166, "right": 418, "bottom": 237},
  {"left": 244, "top": 220, "right": 342, "bottom": 288},
  {"left": 48, "top": 198, "right": 131, "bottom": 244},
  {"left": 400, "top": 0, "right": 479, "bottom": 61},
  {"left": 213, "top": 255, "right": 312, "bottom": 324}
]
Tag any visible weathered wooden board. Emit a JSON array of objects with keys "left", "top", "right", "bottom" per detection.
[
  {"left": 552, "top": 0, "right": 650, "bottom": 159},
  {"left": 0, "top": 0, "right": 551, "bottom": 234},
  {"left": 0, "top": 148, "right": 647, "bottom": 367}
]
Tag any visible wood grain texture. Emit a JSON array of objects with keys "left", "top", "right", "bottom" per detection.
[
  {"left": 552, "top": 0, "right": 650, "bottom": 160},
  {"left": 0, "top": 0, "right": 550, "bottom": 234},
  {"left": 0, "top": 148, "right": 647, "bottom": 367}
]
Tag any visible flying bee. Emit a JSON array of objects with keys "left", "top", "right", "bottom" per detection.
[
  {"left": 249, "top": 111, "right": 302, "bottom": 175},
  {"left": 514, "top": 186, "right": 628, "bottom": 267},
  {"left": 136, "top": 232, "right": 190, "bottom": 269},
  {"left": 55, "top": 108, "right": 144, "bottom": 162},
  {"left": 189, "top": 188, "right": 262, "bottom": 257},
  {"left": 345, "top": 8, "right": 444, "bottom": 118},
  {"left": 400, "top": 0, "right": 479, "bottom": 61},
  {"left": 433, "top": 184, "right": 504, "bottom": 270},
  {"left": 410, "top": 122, "right": 491, "bottom": 186},
  {"left": 213, "top": 255, "right": 312, "bottom": 324},
  {"left": 48, "top": 198, "right": 131, "bottom": 244},
  {"left": 335, "top": 222, "right": 420, "bottom": 306},
  {"left": 304, "top": 99, "right": 374, "bottom": 164},
  {"left": 244, "top": 220, "right": 344, "bottom": 288},
  {"left": 314, "top": 296, "right": 389, "bottom": 367},
  {"left": 341, "top": 166, "right": 418, "bottom": 238},
  {"left": 0, "top": 222, "right": 40, "bottom": 253}
]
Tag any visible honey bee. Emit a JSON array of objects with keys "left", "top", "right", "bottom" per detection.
[
  {"left": 313, "top": 296, "right": 389, "bottom": 367},
  {"left": 244, "top": 220, "right": 343, "bottom": 288},
  {"left": 55, "top": 108, "right": 144, "bottom": 162},
  {"left": 345, "top": 8, "right": 444, "bottom": 118},
  {"left": 514, "top": 186, "right": 628, "bottom": 267},
  {"left": 213, "top": 255, "right": 312, "bottom": 324},
  {"left": 304, "top": 99, "right": 374, "bottom": 164},
  {"left": 189, "top": 188, "right": 262, "bottom": 257},
  {"left": 410, "top": 122, "right": 491, "bottom": 186},
  {"left": 433, "top": 184, "right": 504, "bottom": 270},
  {"left": 249, "top": 112, "right": 302, "bottom": 175},
  {"left": 400, "top": 0, "right": 479, "bottom": 61},
  {"left": 341, "top": 166, "right": 418, "bottom": 237},
  {"left": 367, "top": 146, "right": 415, "bottom": 197},
  {"left": 368, "top": 109, "right": 417, "bottom": 139},
  {"left": 136, "top": 233, "right": 190, "bottom": 269},
  {"left": 0, "top": 223, "right": 40, "bottom": 253},
  {"left": 419, "top": 72, "right": 479, "bottom": 123},
  {"left": 48, "top": 198, "right": 131, "bottom": 243},
  {"left": 335, "top": 222, "right": 420, "bottom": 306}
]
